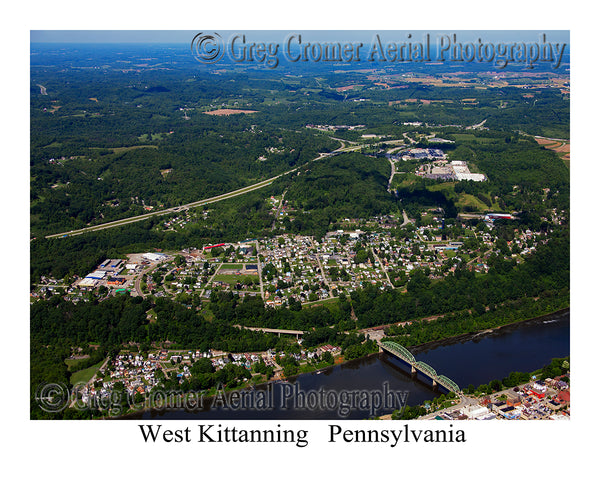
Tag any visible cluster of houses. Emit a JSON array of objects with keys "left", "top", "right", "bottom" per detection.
[
  {"left": 439, "top": 375, "right": 570, "bottom": 421},
  {"left": 78, "top": 353, "right": 162, "bottom": 406},
  {"left": 33, "top": 209, "right": 561, "bottom": 309},
  {"left": 273, "top": 344, "right": 341, "bottom": 364}
]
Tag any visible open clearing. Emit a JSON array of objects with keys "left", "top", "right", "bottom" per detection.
[
  {"left": 336, "top": 84, "right": 364, "bottom": 92},
  {"left": 204, "top": 109, "right": 258, "bottom": 116},
  {"left": 90, "top": 145, "right": 159, "bottom": 154},
  {"left": 68, "top": 360, "right": 104, "bottom": 386},
  {"left": 213, "top": 274, "right": 258, "bottom": 285}
]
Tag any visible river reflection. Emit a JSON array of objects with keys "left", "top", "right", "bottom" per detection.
[{"left": 129, "top": 310, "right": 569, "bottom": 420}]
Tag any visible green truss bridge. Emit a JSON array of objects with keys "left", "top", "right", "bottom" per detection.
[{"left": 380, "top": 341, "right": 461, "bottom": 394}]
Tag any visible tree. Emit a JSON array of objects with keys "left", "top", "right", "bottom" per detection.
[
  {"left": 321, "top": 351, "right": 334, "bottom": 364},
  {"left": 489, "top": 379, "right": 502, "bottom": 392},
  {"left": 191, "top": 357, "right": 214, "bottom": 375}
]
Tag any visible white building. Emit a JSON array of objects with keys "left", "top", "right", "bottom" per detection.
[
  {"left": 143, "top": 253, "right": 166, "bottom": 262},
  {"left": 460, "top": 404, "right": 490, "bottom": 419}
]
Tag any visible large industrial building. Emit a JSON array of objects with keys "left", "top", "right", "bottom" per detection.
[
  {"left": 450, "top": 161, "right": 486, "bottom": 182},
  {"left": 143, "top": 252, "right": 168, "bottom": 262}
]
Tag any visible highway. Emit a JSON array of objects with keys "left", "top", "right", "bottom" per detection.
[
  {"left": 45, "top": 174, "right": 286, "bottom": 239},
  {"left": 44, "top": 143, "right": 359, "bottom": 240}
]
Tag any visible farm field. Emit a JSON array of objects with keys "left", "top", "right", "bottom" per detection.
[
  {"left": 535, "top": 136, "right": 570, "bottom": 167},
  {"left": 204, "top": 109, "right": 258, "bottom": 115}
]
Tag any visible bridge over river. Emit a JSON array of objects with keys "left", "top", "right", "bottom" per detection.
[{"left": 380, "top": 341, "right": 461, "bottom": 394}]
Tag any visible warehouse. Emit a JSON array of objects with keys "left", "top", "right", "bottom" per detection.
[
  {"left": 143, "top": 252, "right": 167, "bottom": 262},
  {"left": 78, "top": 278, "right": 98, "bottom": 287},
  {"left": 86, "top": 270, "right": 106, "bottom": 280},
  {"left": 450, "top": 161, "right": 486, "bottom": 182}
]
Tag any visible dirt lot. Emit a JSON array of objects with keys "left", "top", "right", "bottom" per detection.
[
  {"left": 204, "top": 109, "right": 258, "bottom": 116},
  {"left": 335, "top": 84, "right": 363, "bottom": 92}
]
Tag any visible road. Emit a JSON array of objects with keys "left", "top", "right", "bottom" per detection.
[
  {"left": 45, "top": 140, "right": 359, "bottom": 240},
  {"left": 533, "top": 135, "right": 570, "bottom": 143},
  {"left": 400, "top": 210, "right": 411, "bottom": 227},
  {"left": 468, "top": 118, "right": 487, "bottom": 130},
  {"left": 134, "top": 261, "right": 163, "bottom": 298},
  {"left": 402, "top": 132, "right": 416, "bottom": 144},
  {"left": 386, "top": 157, "right": 396, "bottom": 193},
  {"left": 371, "top": 248, "right": 393, "bottom": 287},
  {"left": 199, "top": 262, "right": 223, "bottom": 299},
  {"left": 255, "top": 240, "right": 265, "bottom": 299},
  {"left": 42, "top": 135, "right": 393, "bottom": 240},
  {"left": 45, "top": 175, "right": 284, "bottom": 239},
  {"left": 310, "top": 237, "right": 334, "bottom": 298},
  {"left": 467, "top": 246, "right": 492, "bottom": 266},
  {"left": 271, "top": 190, "right": 287, "bottom": 231},
  {"left": 417, "top": 393, "right": 477, "bottom": 419}
]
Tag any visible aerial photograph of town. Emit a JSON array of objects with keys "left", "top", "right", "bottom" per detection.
[
  {"left": 16, "top": 3, "right": 596, "bottom": 476},
  {"left": 29, "top": 28, "right": 572, "bottom": 424}
]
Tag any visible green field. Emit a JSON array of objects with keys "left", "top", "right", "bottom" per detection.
[
  {"left": 220, "top": 263, "right": 246, "bottom": 269},
  {"left": 69, "top": 360, "right": 104, "bottom": 386},
  {"left": 213, "top": 274, "right": 259, "bottom": 285},
  {"left": 391, "top": 173, "right": 420, "bottom": 189},
  {"left": 427, "top": 181, "right": 457, "bottom": 196},
  {"left": 456, "top": 193, "right": 491, "bottom": 212}
]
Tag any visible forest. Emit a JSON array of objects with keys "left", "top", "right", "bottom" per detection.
[{"left": 31, "top": 44, "right": 569, "bottom": 237}]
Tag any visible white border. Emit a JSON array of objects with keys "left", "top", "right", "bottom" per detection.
[{"left": 6, "top": 0, "right": 597, "bottom": 477}]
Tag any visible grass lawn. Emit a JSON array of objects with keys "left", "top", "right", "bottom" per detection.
[
  {"left": 69, "top": 360, "right": 105, "bottom": 386},
  {"left": 427, "top": 181, "right": 457, "bottom": 196},
  {"left": 392, "top": 173, "right": 419, "bottom": 189},
  {"left": 213, "top": 274, "right": 258, "bottom": 285},
  {"left": 457, "top": 193, "right": 490, "bottom": 212},
  {"left": 303, "top": 297, "right": 338, "bottom": 308}
]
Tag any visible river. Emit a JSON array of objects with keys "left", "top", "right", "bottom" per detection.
[{"left": 129, "top": 309, "right": 569, "bottom": 420}]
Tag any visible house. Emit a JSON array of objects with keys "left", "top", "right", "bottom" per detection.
[
  {"left": 506, "top": 391, "right": 521, "bottom": 407},
  {"left": 557, "top": 390, "right": 570, "bottom": 405}
]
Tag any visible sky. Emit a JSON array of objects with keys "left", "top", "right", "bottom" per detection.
[{"left": 30, "top": 30, "right": 570, "bottom": 45}]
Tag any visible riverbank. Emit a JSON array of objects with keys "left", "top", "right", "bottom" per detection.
[
  {"left": 409, "top": 307, "right": 569, "bottom": 355},
  {"left": 106, "top": 307, "right": 569, "bottom": 419},
  {"left": 111, "top": 352, "right": 381, "bottom": 420}
]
